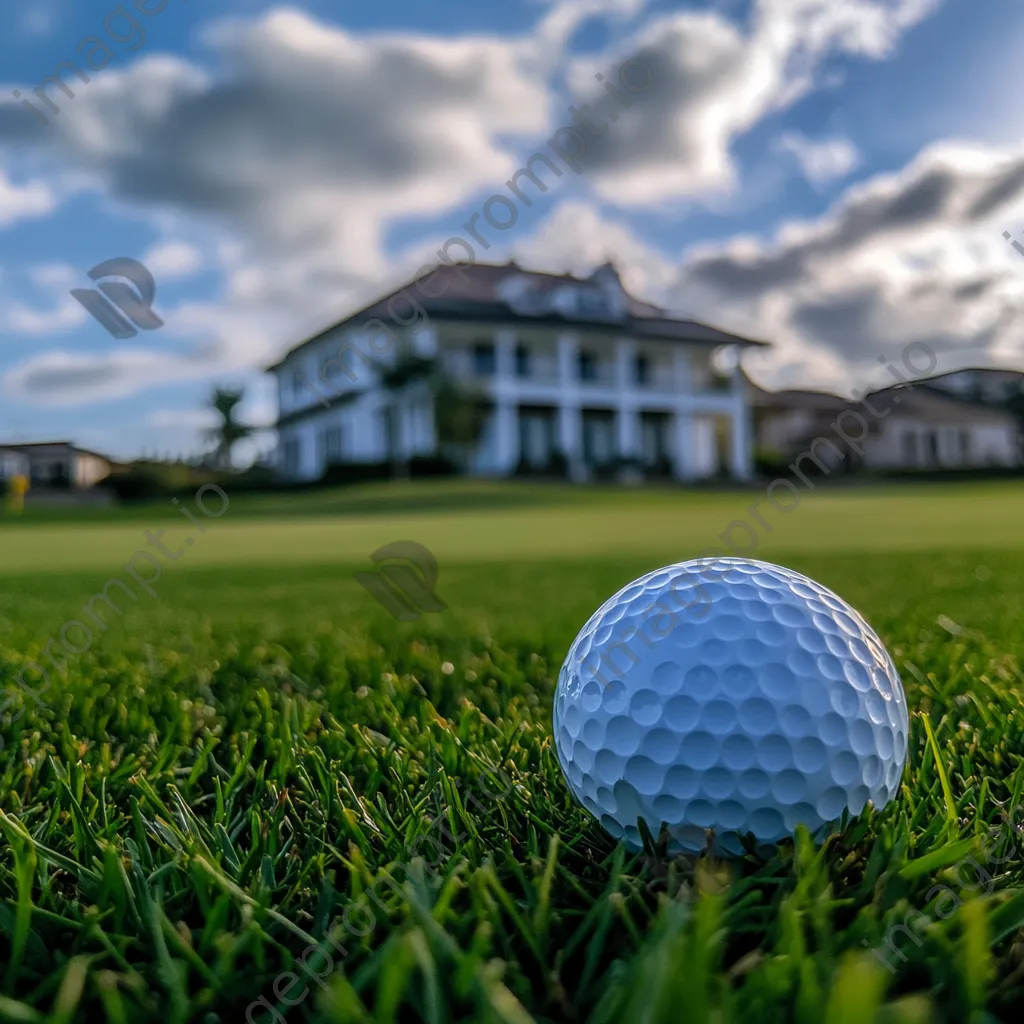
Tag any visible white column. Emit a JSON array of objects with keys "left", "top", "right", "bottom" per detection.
[
  {"left": 673, "top": 411, "right": 696, "bottom": 480},
  {"left": 615, "top": 338, "right": 635, "bottom": 388},
  {"left": 557, "top": 333, "right": 583, "bottom": 479},
  {"left": 730, "top": 363, "right": 753, "bottom": 480},
  {"left": 496, "top": 329, "right": 516, "bottom": 380},
  {"left": 615, "top": 338, "right": 638, "bottom": 462},
  {"left": 617, "top": 405, "right": 639, "bottom": 461},
  {"left": 494, "top": 329, "right": 519, "bottom": 473},
  {"left": 557, "top": 332, "right": 578, "bottom": 386}
]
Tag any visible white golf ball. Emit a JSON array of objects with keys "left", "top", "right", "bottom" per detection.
[{"left": 553, "top": 557, "right": 908, "bottom": 855}]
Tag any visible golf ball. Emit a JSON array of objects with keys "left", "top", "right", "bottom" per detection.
[{"left": 553, "top": 557, "right": 908, "bottom": 855}]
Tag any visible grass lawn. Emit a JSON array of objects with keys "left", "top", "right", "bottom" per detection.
[{"left": 1, "top": 479, "right": 1024, "bottom": 1022}]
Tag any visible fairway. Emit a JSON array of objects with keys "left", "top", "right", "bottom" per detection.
[
  {"left": 0, "top": 479, "right": 1022, "bottom": 575},
  {"left": 2, "top": 480, "right": 1024, "bottom": 1022}
]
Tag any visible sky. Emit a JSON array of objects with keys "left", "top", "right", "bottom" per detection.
[{"left": 3, "top": 0, "right": 1024, "bottom": 462}]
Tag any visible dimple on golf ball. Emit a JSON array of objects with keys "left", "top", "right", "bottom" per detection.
[{"left": 553, "top": 557, "right": 908, "bottom": 855}]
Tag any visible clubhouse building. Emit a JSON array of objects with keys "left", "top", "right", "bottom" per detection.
[{"left": 267, "top": 261, "right": 768, "bottom": 483}]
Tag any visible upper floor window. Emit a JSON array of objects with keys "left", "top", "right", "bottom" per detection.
[
  {"left": 515, "top": 344, "right": 530, "bottom": 378},
  {"left": 634, "top": 354, "right": 650, "bottom": 385},
  {"left": 578, "top": 350, "right": 597, "bottom": 382},
  {"left": 472, "top": 342, "right": 496, "bottom": 376}
]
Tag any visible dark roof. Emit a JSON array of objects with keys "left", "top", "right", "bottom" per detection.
[
  {"left": 874, "top": 385, "right": 1019, "bottom": 425},
  {"left": 750, "top": 386, "right": 850, "bottom": 412},
  {"left": 922, "top": 367, "right": 1024, "bottom": 386},
  {"left": 752, "top": 380, "right": 1018, "bottom": 425},
  {"left": 268, "top": 260, "right": 769, "bottom": 370},
  {"left": 0, "top": 441, "right": 113, "bottom": 461}
]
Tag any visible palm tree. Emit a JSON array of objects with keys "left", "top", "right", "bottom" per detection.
[{"left": 206, "top": 387, "right": 253, "bottom": 469}]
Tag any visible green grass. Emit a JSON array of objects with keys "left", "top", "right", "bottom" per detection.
[{"left": 2, "top": 480, "right": 1024, "bottom": 1022}]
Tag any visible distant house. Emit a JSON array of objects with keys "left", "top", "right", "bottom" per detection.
[
  {"left": 267, "top": 260, "right": 769, "bottom": 483},
  {"left": 919, "top": 367, "right": 1024, "bottom": 405},
  {"left": 0, "top": 449, "right": 29, "bottom": 483},
  {"left": 0, "top": 442, "right": 114, "bottom": 489},
  {"left": 753, "top": 381, "right": 1021, "bottom": 472}
]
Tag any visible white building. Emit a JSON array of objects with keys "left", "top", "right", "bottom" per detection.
[
  {"left": 753, "top": 382, "right": 1021, "bottom": 471},
  {"left": 267, "top": 262, "right": 767, "bottom": 482},
  {"left": 0, "top": 442, "right": 113, "bottom": 488},
  {"left": 0, "top": 448, "right": 29, "bottom": 483}
]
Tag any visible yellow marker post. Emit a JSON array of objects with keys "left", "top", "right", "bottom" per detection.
[{"left": 6, "top": 474, "right": 28, "bottom": 514}]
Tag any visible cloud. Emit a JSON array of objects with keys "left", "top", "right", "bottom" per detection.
[
  {"left": 3, "top": 349, "right": 192, "bottom": 404},
  {"left": 0, "top": 10, "right": 553, "bottom": 305},
  {"left": 494, "top": 140, "right": 1024, "bottom": 392},
  {"left": 3, "top": 296, "right": 86, "bottom": 334},
  {"left": 0, "top": 170, "right": 55, "bottom": 226},
  {"left": 0, "top": 0, "right": 946, "bottom": 411},
  {"left": 143, "top": 241, "right": 203, "bottom": 278},
  {"left": 673, "top": 142, "right": 1024, "bottom": 383},
  {"left": 28, "top": 262, "right": 78, "bottom": 289},
  {"left": 1, "top": 290, "right": 293, "bottom": 404},
  {"left": 146, "top": 407, "right": 219, "bottom": 430},
  {"left": 777, "top": 132, "right": 860, "bottom": 184},
  {"left": 565, "top": 0, "right": 940, "bottom": 205},
  {"left": 508, "top": 198, "right": 678, "bottom": 299}
]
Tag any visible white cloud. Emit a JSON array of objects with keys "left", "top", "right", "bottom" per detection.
[
  {"left": 147, "top": 408, "right": 219, "bottom": 430},
  {"left": 777, "top": 132, "right": 860, "bottom": 184},
  {"left": 566, "top": 0, "right": 940, "bottom": 205},
  {"left": 0, "top": 171, "right": 55, "bottom": 227},
  {"left": 3, "top": 349, "right": 192, "bottom": 405},
  {"left": 0, "top": 0, "right": 946, "bottom": 409},
  {"left": 143, "top": 241, "right": 203, "bottom": 279},
  {"left": 3, "top": 296, "right": 86, "bottom": 334},
  {"left": 28, "top": 262, "right": 78, "bottom": 289},
  {"left": 492, "top": 139, "right": 1024, "bottom": 393},
  {"left": 674, "top": 141, "right": 1024, "bottom": 386}
]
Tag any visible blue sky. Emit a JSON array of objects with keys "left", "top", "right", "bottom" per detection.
[{"left": 3, "top": 0, "right": 1024, "bottom": 462}]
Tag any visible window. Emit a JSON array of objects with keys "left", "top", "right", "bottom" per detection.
[
  {"left": 927, "top": 431, "right": 940, "bottom": 464},
  {"left": 283, "top": 438, "right": 301, "bottom": 476},
  {"left": 902, "top": 431, "right": 918, "bottom": 466},
  {"left": 634, "top": 354, "right": 650, "bottom": 385},
  {"left": 575, "top": 288, "right": 611, "bottom": 319},
  {"left": 578, "top": 351, "right": 597, "bottom": 381},
  {"left": 320, "top": 425, "right": 343, "bottom": 468},
  {"left": 960, "top": 430, "right": 971, "bottom": 464},
  {"left": 515, "top": 343, "right": 530, "bottom": 378},
  {"left": 472, "top": 342, "right": 496, "bottom": 376}
]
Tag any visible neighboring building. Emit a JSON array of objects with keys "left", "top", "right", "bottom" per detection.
[
  {"left": 919, "top": 367, "right": 1024, "bottom": 405},
  {"left": 753, "top": 381, "right": 1022, "bottom": 472},
  {"left": 0, "top": 449, "right": 29, "bottom": 483},
  {"left": 0, "top": 442, "right": 114, "bottom": 489},
  {"left": 267, "top": 261, "right": 768, "bottom": 482}
]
